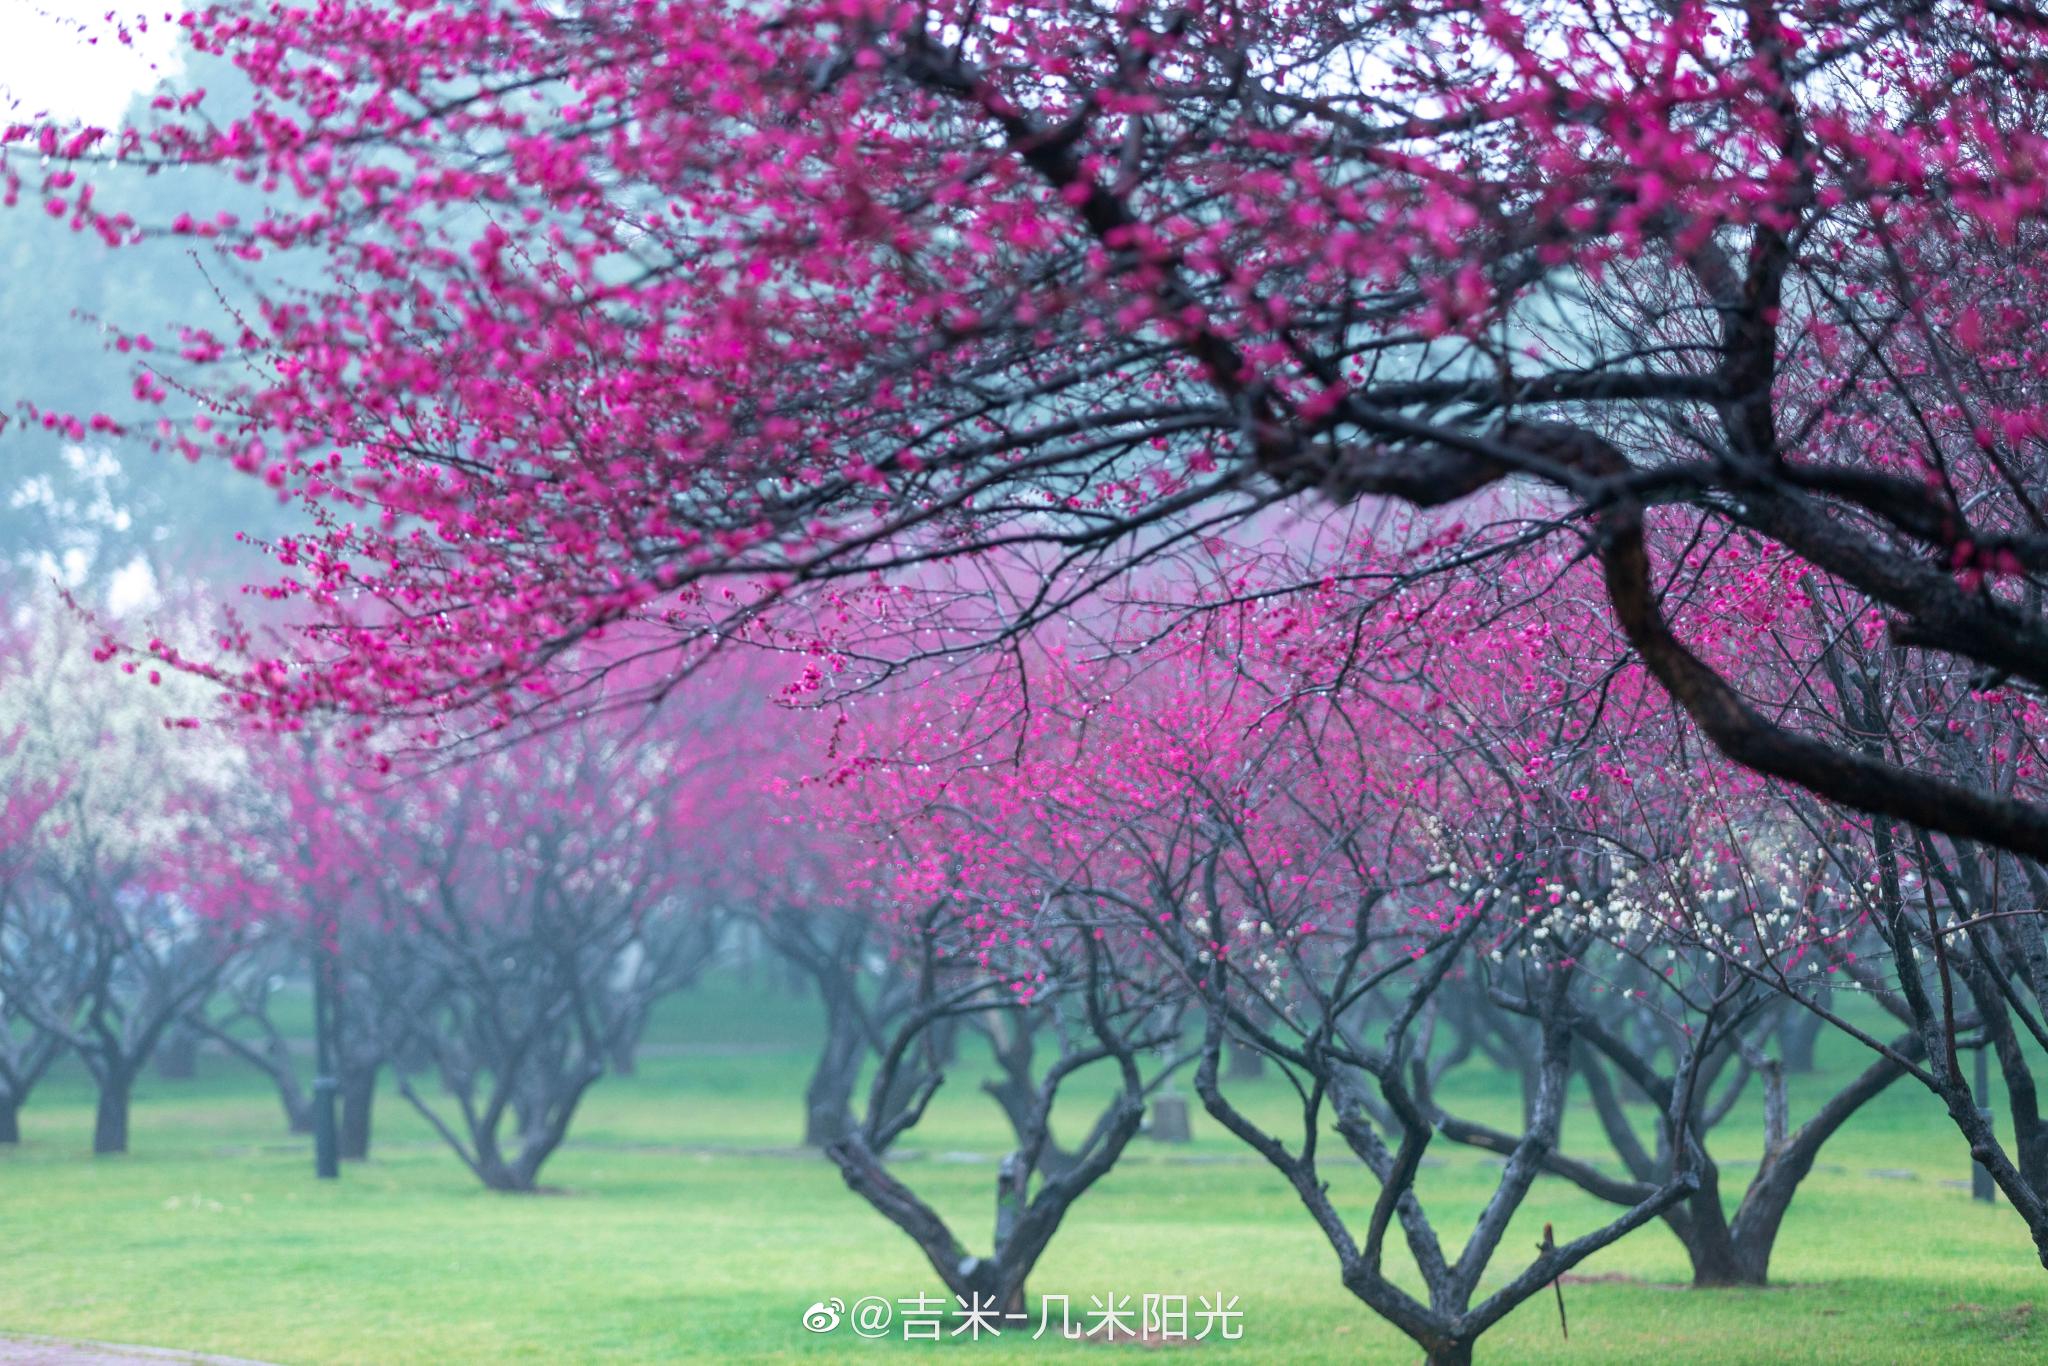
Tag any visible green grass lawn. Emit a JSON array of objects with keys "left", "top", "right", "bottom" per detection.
[{"left": 1, "top": 976, "right": 2041, "bottom": 1363}]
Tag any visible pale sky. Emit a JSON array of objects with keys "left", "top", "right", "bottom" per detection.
[
  {"left": 3, "top": 4, "right": 184, "bottom": 615},
  {"left": 0, "top": 2, "right": 184, "bottom": 125}
]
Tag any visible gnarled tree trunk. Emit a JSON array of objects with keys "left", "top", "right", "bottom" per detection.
[
  {"left": 93, "top": 1071, "right": 132, "bottom": 1156},
  {"left": 154, "top": 1023, "right": 201, "bottom": 1080},
  {"left": 803, "top": 986, "right": 865, "bottom": 1148},
  {"left": 339, "top": 1064, "right": 377, "bottom": 1161}
]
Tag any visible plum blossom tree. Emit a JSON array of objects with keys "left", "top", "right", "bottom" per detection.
[
  {"left": 186, "top": 934, "right": 318, "bottom": 1135},
  {"left": 1319, "top": 551, "right": 1933, "bottom": 1288},
  {"left": 1656, "top": 703, "right": 2048, "bottom": 1263},
  {"left": 0, "top": 631, "right": 74, "bottom": 1144},
  {"left": 0, "top": 894, "right": 84, "bottom": 1146},
  {"left": 746, "top": 848, "right": 919, "bottom": 1149},
  {"left": 171, "top": 725, "right": 417, "bottom": 1158},
  {"left": 1553, "top": 545, "right": 2048, "bottom": 1268},
  {"left": 802, "top": 550, "right": 1725, "bottom": 1360},
  {"left": 1418, "top": 745, "right": 1926, "bottom": 1290},
  {"left": 1509, "top": 840, "right": 1930, "bottom": 1289},
  {"left": 0, "top": 607, "right": 246, "bottom": 1154},
  {"left": 349, "top": 719, "right": 720, "bottom": 1193},
  {"left": 4, "top": 0, "right": 2048, "bottom": 1320},
  {"left": 171, "top": 684, "right": 728, "bottom": 1188},
  {"left": 932, "top": 586, "right": 1717, "bottom": 1366},
  {"left": 816, "top": 682, "right": 1202, "bottom": 1314},
  {"left": 9, "top": 0, "right": 2048, "bottom": 875}
]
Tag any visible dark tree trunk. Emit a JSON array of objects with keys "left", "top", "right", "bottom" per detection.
[
  {"left": 339, "top": 1066, "right": 376, "bottom": 1161},
  {"left": 1680, "top": 1226, "right": 1755, "bottom": 1287},
  {"left": 803, "top": 1060, "right": 859, "bottom": 1148},
  {"left": 0, "top": 1097, "right": 19, "bottom": 1145},
  {"left": 393, "top": 1030, "right": 434, "bottom": 1075},
  {"left": 1778, "top": 1004, "right": 1826, "bottom": 1075},
  {"left": 93, "top": 1073, "right": 132, "bottom": 1156},
  {"left": 607, "top": 1032, "right": 638, "bottom": 1077},
  {"left": 1518, "top": 1053, "right": 1543, "bottom": 1129},
  {"left": 874, "top": 1062, "right": 925, "bottom": 1147},
  {"left": 929, "top": 1016, "right": 959, "bottom": 1066},
  {"left": 803, "top": 990, "right": 864, "bottom": 1147},
  {"left": 1663, "top": 1166, "right": 1755, "bottom": 1287},
  {"left": 828, "top": 1134, "right": 1032, "bottom": 1316},
  {"left": 967, "top": 1263, "right": 1028, "bottom": 1320},
  {"left": 465, "top": 1135, "right": 536, "bottom": 1193},
  {"left": 481, "top": 1163, "right": 537, "bottom": 1193},
  {"left": 1148, "top": 1094, "right": 1192, "bottom": 1142},
  {"left": 457, "top": 1063, "right": 596, "bottom": 1193},
  {"left": 979, "top": 1023, "right": 1080, "bottom": 1177},
  {"left": 154, "top": 1024, "right": 201, "bottom": 1080},
  {"left": 1711, "top": 1040, "right": 1922, "bottom": 1287}
]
